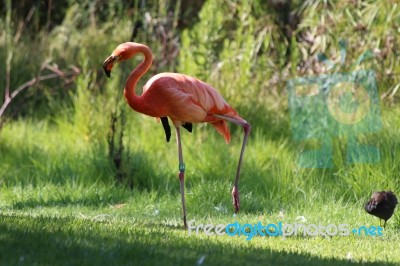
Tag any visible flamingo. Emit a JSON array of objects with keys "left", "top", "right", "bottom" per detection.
[{"left": 103, "top": 42, "right": 251, "bottom": 228}]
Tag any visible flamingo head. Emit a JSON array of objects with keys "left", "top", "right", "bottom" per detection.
[{"left": 103, "top": 43, "right": 139, "bottom": 78}]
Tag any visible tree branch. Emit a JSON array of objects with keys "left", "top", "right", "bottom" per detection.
[{"left": 0, "top": 64, "right": 80, "bottom": 128}]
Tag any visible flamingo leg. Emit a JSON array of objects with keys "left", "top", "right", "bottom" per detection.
[
  {"left": 176, "top": 127, "right": 187, "bottom": 228},
  {"left": 214, "top": 114, "right": 251, "bottom": 214}
]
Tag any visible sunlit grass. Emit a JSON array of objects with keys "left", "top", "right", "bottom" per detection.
[{"left": 1, "top": 199, "right": 399, "bottom": 265}]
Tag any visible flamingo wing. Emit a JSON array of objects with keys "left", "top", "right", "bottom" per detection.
[{"left": 144, "top": 73, "right": 242, "bottom": 143}]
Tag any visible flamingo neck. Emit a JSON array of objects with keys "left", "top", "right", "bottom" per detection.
[{"left": 124, "top": 44, "right": 153, "bottom": 113}]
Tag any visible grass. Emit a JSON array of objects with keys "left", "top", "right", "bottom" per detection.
[
  {"left": 1, "top": 104, "right": 400, "bottom": 265},
  {"left": 1, "top": 180, "right": 400, "bottom": 266},
  {"left": 0, "top": 211, "right": 399, "bottom": 266},
  {"left": 0, "top": 194, "right": 399, "bottom": 265}
]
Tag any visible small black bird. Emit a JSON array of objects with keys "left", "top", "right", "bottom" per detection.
[{"left": 365, "top": 191, "right": 398, "bottom": 228}]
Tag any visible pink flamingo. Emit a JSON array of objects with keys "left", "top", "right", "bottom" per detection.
[{"left": 103, "top": 42, "right": 251, "bottom": 228}]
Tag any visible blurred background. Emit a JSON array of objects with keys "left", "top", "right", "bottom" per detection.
[{"left": 0, "top": 0, "right": 399, "bottom": 212}]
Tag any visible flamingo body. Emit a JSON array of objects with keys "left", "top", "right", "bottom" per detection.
[
  {"left": 138, "top": 72, "right": 242, "bottom": 143},
  {"left": 103, "top": 42, "right": 251, "bottom": 228}
]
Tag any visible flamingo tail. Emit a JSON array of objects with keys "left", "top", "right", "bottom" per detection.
[{"left": 210, "top": 120, "right": 231, "bottom": 144}]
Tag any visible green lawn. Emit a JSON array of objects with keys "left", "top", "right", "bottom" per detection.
[{"left": 0, "top": 105, "right": 399, "bottom": 265}]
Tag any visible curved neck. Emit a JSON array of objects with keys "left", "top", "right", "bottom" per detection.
[{"left": 124, "top": 44, "right": 153, "bottom": 112}]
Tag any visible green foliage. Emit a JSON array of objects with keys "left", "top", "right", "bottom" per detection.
[
  {"left": 179, "top": 0, "right": 400, "bottom": 118},
  {"left": 178, "top": 1, "right": 228, "bottom": 81},
  {"left": 296, "top": 0, "right": 400, "bottom": 98}
]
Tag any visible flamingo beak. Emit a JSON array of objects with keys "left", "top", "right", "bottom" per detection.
[{"left": 102, "top": 55, "right": 119, "bottom": 78}]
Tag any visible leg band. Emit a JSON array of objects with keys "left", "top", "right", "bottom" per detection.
[{"left": 179, "top": 163, "right": 185, "bottom": 173}]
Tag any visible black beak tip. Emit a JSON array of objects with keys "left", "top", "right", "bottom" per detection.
[{"left": 103, "top": 67, "right": 111, "bottom": 78}]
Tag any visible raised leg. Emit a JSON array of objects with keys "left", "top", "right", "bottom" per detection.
[
  {"left": 214, "top": 114, "right": 251, "bottom": 213},
  {"left": 176, "top": 127, "right": 187, "bottom": 228}
]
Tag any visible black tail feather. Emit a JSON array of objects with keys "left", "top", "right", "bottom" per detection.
[
  {"left": 182, "top": 122, "right": 192, "bottom": 133},
  {"left": 161, "top": 117, "right": 171, "bottom": 142}
]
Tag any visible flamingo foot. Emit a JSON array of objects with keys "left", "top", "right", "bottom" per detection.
[{"left": 231, "top": 186, "right": 240, "bottom": 213}]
